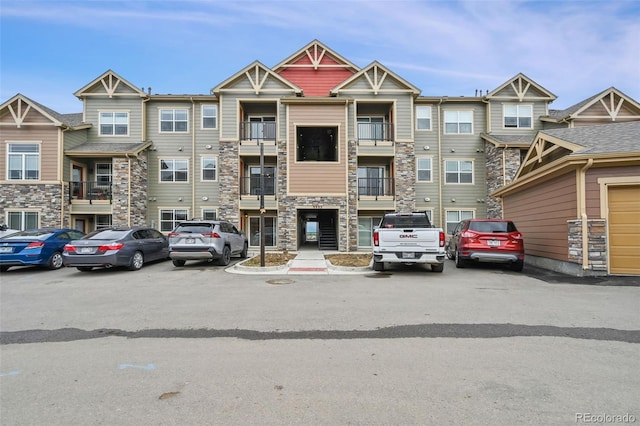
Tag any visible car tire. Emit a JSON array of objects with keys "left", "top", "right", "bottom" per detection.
[
  {"left": 172, "top": 259, "right": 186, "bottom": 267},
  {"left": 431, "top": 263, "right": 444, "bottom": 273},
  {"left": 47, "top": 251, "right": 64, "bottom": 270},
  {"left": 128, "top": 251, "right": 144, "bottom": 271},
  {"left": 446, "top": 246, "right": 455, "bottom": 260},
  {"left": 77, "top": 266, "right": 93, "bottom": 272},
  {"left": 372, "top": 260, "right": 385, "bottom": 271},
  {"left": 455, "top": 251, "right": 466, "bottom": 268},
  {"left": 510, "top": 260, "right": 524, "bottom": 272},
  {"left": 240, "top": 242, "right": 248, "bottom": 259},
  {"left": 218, "top": 246, "right": 231, "bottom": 266}
]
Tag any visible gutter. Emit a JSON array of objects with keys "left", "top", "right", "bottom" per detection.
[{"left": 578, "top": 159, "right": 594, "bottom": 270}]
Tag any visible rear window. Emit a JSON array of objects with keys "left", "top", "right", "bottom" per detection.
[
  {"left": 87, "top": 230, "right": 130, "bottom": 240},
  {"left": 174, "top": 223, "right": 215, "bottom": 234},
  {"left": 4, "top": 230, "right": 54, "bottom": 240},
  {"left": 469, "top": 221, "right": 517, "bottom": 233},
  {"left": 380, "top": 215, "right": 431, "bottom": 228}
]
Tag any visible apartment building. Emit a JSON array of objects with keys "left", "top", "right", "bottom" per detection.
[{"left": 2, "top": 40, "right": 639, "bottom": 270}]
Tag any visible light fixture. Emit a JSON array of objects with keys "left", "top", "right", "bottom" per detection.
[
  {"left": 451, "top": 198, "right": 456, "bottom": 202},
  {"left": 424, "top": 197, "right": 431, "bottom": 202},
  {"left": 450, "top": 148, "right": 456, "bottom": 152},
  {"left": 424, "top": 146, "right": 430, "bottom": 150},
  {"left": 178, "top": 197, "right": 183, "bottom": 202},
  {"left": 205, "top": 145, "right": 212, "bottom": 150},
  {"left": 202, "top": 196, "right": 209, "bottom": 201},
  {"left": 178, "top": 146, "right": 183, "bottom": 151}
]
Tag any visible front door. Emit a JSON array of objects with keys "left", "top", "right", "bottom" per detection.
[{"left": 72, "top": 164, "right": 84, "bottom": 199}]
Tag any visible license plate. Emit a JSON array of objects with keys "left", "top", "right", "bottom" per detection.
[
  {"left": 186, "top": 238, "right": 195, "bottom": 244},
  {"left": 0, "top": 247, "right": 12, "bottom": 253},
  {"left": 79, "top": 247, "right": 94, "bottom": 254},
  {"left": 488, "top": 240, "right": 500, "bottom": 247},
  {"left": 402, "top": 252, "right": 415, "bottom": 259}
]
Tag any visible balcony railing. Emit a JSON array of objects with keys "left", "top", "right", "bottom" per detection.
[
  {"left": 240, "top": 176, "right": 277, "bottom": 198},
  {"left": 357, "top": 122, "right": 394, "bottom": 144},
  {"left": 358, "top": 177, "right": 395, "bottom": 198},
  {"left": 69, "top": 181, "right": 112, "bottom": 203},
  {"left": 239, "top": 121, "right": 277, "bottom": 144}
]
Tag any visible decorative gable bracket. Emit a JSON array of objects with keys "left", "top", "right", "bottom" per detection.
[{"left": 7, "top": 98, "right": 32, "bottom": 128}]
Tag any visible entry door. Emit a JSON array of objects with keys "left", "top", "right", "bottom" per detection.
[
  {"left": 608, "top": 185, "right": 640, "bottom": 275},
  {"left": 72, "top": 165, "right": 84, "bottom": 198}
]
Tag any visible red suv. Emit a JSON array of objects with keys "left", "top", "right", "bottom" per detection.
[{"left": 446, "top": 219, "right": 524, "bottom": 271}]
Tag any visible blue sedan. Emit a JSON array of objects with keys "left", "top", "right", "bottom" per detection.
[{"left": 0, "top": 228, "right": 86, "bottom": 272}]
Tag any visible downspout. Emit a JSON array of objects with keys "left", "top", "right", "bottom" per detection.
[
  {"left": 191, "top": 98, "right": 196, "bottom": 218},
  {"left": 437, "top": 98, "right": 444, "bottom": 229},
  {"left": 579, "top": 159, "right": 594, "bottom": 270}
]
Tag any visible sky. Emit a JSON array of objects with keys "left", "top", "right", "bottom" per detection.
[{"left": 1, "top": 0, "right": 639, "bottom": 114}]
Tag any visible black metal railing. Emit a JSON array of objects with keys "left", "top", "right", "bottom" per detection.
[
  {"left": 69, "top": 181, "right": 112, "bottom": 203},
  {"left": 357, "top": 122, "right": 394, "bottom": 144},
  {"left": 239, "top": 121, "right": 277, "bottom": 144},
  {"left": 357, "top": 177, "right": 395, "bottom": 197},
  {"left": 240, "top": 176, "right": 277, "bottom": 198}
]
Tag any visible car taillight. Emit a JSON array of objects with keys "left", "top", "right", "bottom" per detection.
[
  {"left": 98, "top": 243, "right": 124, "bottom": 251},
  {"left": 439, "top": 231, "right": 445, "bottom": 247},
  {"left": 63, "top": 244, "right": 76, "bottom": 252},
  {"left": 168, "top": 232, "right": 179, "bottom": 237},
  {"left": 373, "top": 230, "right": 379, "bottom": 247},
  {"left": 511, "top": 232, "right": 523, "bottom": 240},
  {"left": 25, "top": 241, "right": 45, "bottom": 249},
  {"left": 202, "top": 232, "right": 220, "bottom": 238},
  {"left": 461, "top": 231, "right": 477, "bottom": 239}
]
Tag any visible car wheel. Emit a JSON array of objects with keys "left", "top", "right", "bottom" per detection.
[
  {"left": 218, "top": 246, "right": 231, "bottom": 266},
  {"left": 455, "top": 252, "right": 466, "bottom": 269},
  {"left": 77, "top": 266, "right": 93, "bottom": 272},
  {"left": 172, "top": 259, "right": 186, "bottom": 267},
  {"left": 47, "top": 251, "right": 64, "bottom": 270},
  {"left": 240, "top": 242, "right": 248, "bottom": 259},
  {"left": 446, "top": 246, "right": 455, "bottom": 260},
  {"left": 128, "top": 251, "right": 144, "bottom": 271},
  {"left": 372, "top": 260, "right": 384, "bottom": 271},
  {"left": 510, "top": 260, "right": 524, "bottom": 272},
  {"left": 431, "top": 263, "right": 444, "bottom": 273}
]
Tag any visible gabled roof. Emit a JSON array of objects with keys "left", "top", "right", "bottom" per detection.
[
  {"left": 330, "top": 61, "right": 421, "bottom": 96},
  {"left": 211, "top": 61, "right": 302, "bottom": 95},
  {"left": 486, "top": 73, "right": 556, "bottom": 102},
  {"left": 546, "top": 87, "right": 640, "bottom": 122},
  {"left": 74, "top": 69, "right": 146, "bottom": 98},
  {"left": 64, "top": 141, "right": 152, "bottom": 157},
  {"left": 0, "top": 93, "right": 86, "bottom": 128},
  {"left": 272, "top": 39, "right": 359, "bottom": 73},
  {"left": 480, "top": 132, "right": 535, "bottom": 148},
  {"left": 540, "top": 121, "right": 640, "bottom": 156}
]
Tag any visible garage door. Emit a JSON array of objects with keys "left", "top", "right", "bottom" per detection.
[{"left": 608, "top": 185, "right": 640, "bottom": 275}]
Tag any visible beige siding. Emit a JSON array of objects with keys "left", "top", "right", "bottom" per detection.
[
  {"left": 1, "top": 126, "right": 60, "bottom": 181},
  {"left": 503, "top": 172, "right": 577, "bottom": 260},
  {"left": 288, "top": 104, "right": 346, "bottom": 194},
  {"left": 84, "top": 97, "right": 143, "bottom": 142},
  {"left": 586, "top": 166, "right": 640, "bottom": 217}
]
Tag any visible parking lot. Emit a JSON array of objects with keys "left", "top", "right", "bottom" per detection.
[{"left": 1, "top": 259, "right": 639, "bottom": 425}]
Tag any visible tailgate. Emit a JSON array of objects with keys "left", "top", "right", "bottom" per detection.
[{"left": 377, "top": 229, "right": 439, "bottom": 248}]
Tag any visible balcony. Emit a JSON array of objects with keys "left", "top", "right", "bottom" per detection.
[
  {"left": 68, "top": 181, "right": 113, "bottom": 214},
  {"left": 357, "top": 177, "right": 395, "bottom": 210},
  {"left": 239, "top": 121, "right": 277, "bottom": 156},
  {"left": 239, "top": 176, "right": 277, "bottom": 210},
  {"left": 356, "top": 122, "right": 394, "bottom": 156}
]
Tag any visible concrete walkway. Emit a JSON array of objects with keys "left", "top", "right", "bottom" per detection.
[{"left": 228, "top": 249, "right": 372, "bottom": 275}]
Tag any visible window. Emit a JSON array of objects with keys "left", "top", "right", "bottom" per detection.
[
  {"left": 297, "top": 126, "right": 338, "bottom": 161},
  {"left": 445, "top": 160, "right": 473, "bottom": 184},
  {"left": 417, "top": 157, "right": 432, "bottom": 182},
  {"left": 160, "top": 159, "right": 188, "bottom": 182},
  {"left": 446, "top": 210, "right": 474, "bottom": 235},
  {"left": 504, "top": 104, "right": 532, "bottom": 128},
  {"left": 249, "top": 216, "right": 276, "bottom": 247},
  {"left": 7, "top": 210, "right": 39, "bottom": 230},
  {"left": 202, "top": 210, "right": 217, "bottom": 220},
  {"left": 160, "top": 209, "right": 188, "bottom": 232},
  {"left": 7, "top": 143, "right": 40, "bottom": 180},
  {"left": 444, "top": 110, "right": 473, "bottom": 134},
  {"left": 416, "top": 106, "right": 432, "bottom": 130},
  {"left": 99, "top": 112, "right": 129, "bottom": 135},
  {"left": 202, "top": 157, "right": 217, "bottom": 181},
  {"left": 95, "top": 163, "right": 112, "bottom": 184},
  {"left": 358, "top": 216, "right": 383, "bottom": 248},
  {"left": 160, "top": 109, "right": 188, "bottom": 132},
  {"left": 357, "top": 117, "right": 385, "bottom": 140},
  {"left": 202, "top": 105, "right": 217, "bottom": 129},
  {"left": 248, "top": 166, "right": 276, "bottom": 195},
  {"left": 96, "top": 215, "right": 112, "bottom": 229},
  {"left": 358, "top": 167, "right": 388, "bottom": 196},
  {"left": 247, "top": 116, "right": 276, "bottom": 141}
]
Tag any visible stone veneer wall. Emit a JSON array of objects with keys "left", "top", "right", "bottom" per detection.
[
  {"left": 347, "top": 138, "right": 359, "bottom": 251},
  {"left": 485, "top": 143, "right": 521, "bottom": 218},
  {"left": 218, "top": 141, "right": 240, "bottom": 226},
  {"left": 394, "top": 141, "right": 416, "bottom": 213},
  {"left": 567, "top": 219, "right": 608, "bottom": 273},
  {"left": 111, "top": 154, "right": 148, "bottom": 226},
  {"left": 1, "top": 184, "right": 63, "bottom": 227}
]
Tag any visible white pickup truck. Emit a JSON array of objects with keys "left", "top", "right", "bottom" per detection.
[{"left": 372, "top": 212, "right": 446, "bottom": 272}]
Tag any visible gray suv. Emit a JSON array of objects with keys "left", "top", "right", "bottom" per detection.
[{"left": 168, "top": 220, "right": 248, "bottom": 267}]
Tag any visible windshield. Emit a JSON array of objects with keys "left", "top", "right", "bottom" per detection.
[
  {"left": 380, "top": 215, "right": 431, "bottom": 228},
  {"left": 469, "top": 221, "right": 517, "bottom": 233}
]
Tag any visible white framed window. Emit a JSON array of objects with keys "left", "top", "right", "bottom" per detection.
[
  {"left": 357, "top": 216, "right": 383, "bottom": 248},
  {"left": 96, "top": 215, "right": 112, "bottom": 229},
  {"left": 202, "top": 209, "right": 217, "bottom": 220},
  {"left": 445, "top": 160, "right": 474, "bottom": 184},
  {"left": 417, "top": 157, "right": 432, "bottom": 182},
  {"left": 160, "top": 209, "right": 188, "bottom": 232},
  {"left": 6, "top": 210, "right": 39, "bottom": 230},
  {"left": 7, "top": 143, "right": 40, "bottom": 180},
  {"left": 99, "top": 112, "right": 129, "bottom": 136},
  {"left": 357, "top": 167, "right": 388, "bottom": 196},
  {"left": 416, "top": 106, "right": 432, "bottom": 130},
  {"left": 95, "top": 163, "right": 112, "bottom": 184},
  {"left": 249, "top": 216, "right": 276, "bottom": 247},
  {"left": 247, "top": 116, "right": 276, "bottom": 141},
  {"left": 202, "top": 105, "right": 217, "bottom": 129},
  {"left": 160, "top": 159, "right": 189, "bottom": 182},
  {"left": 202, "top": 157, "right": 217, "bottom": 181},
  {"left": 160, "top": 109, "right": 188, "bottom": 132},
  {"left": 504, "top": 104, "right": 533, "bottom": 128},
  {"left": 357, "top": 116, "right": 386, "bottom": 140},
  {"left": 444, "top": 110, "right": 473, "bottom": 134},
  {"left": 445, "top": 209, "right": 474, "bottom": 235}
]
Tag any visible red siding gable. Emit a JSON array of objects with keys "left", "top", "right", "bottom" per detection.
[{"left": 279, "top": 68, "right": 355, "bottom": 96}]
